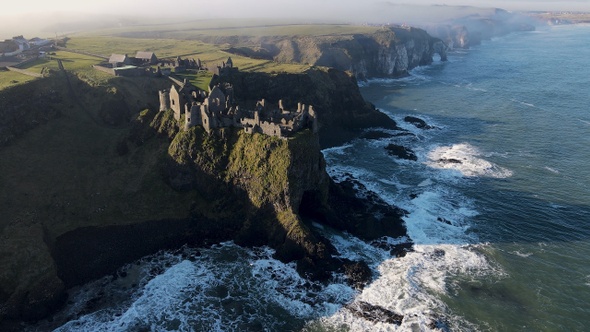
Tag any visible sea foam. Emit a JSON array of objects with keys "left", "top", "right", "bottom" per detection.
[{"left": 425, "top": 143, "right": 513, "bottom": 178}]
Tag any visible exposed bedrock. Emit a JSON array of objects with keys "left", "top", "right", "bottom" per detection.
[
  {"left": 222, "top": 26, "right": 448, "bottom": 80},
  {"left": 0, "top": 68, "right": 406, "bottom": 327},
  {"left": 404, "top": 116, "right": 436, "bottom": 130},
  {"left": 385, "top": 144, "right": 418, "bottom": 161}
]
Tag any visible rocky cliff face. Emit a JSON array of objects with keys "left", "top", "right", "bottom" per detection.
[
  {"left": 0, "top": 68, "right": 406, "bottom": 328},
  {"left": 215, "top": 68, "right": 398, "bottom": 147},
  {"left": 226, "top": 27, "right": 447, "bottom": 80}
]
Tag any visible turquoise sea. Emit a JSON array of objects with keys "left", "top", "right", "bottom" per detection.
[
  {"left": 347, "top": 23, "right": 590, "bottom": 331},
  {"left": 33, "top": 24, "right": 590, "bottom": 331}
]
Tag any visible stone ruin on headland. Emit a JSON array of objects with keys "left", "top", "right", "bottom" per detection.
[
  {"left": 99, "top": 49, "right": 318, "bottom": 138},
  {"left": 159, "top": 78, "right": 318, "bottom": 138}
]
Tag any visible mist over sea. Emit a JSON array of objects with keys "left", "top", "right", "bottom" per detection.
[{"left": 32, "top": 24, "right": 590, "bottom": 331}]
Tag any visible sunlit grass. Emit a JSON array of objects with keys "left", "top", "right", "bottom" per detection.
[
  {"left": 86, "top": 20, "right": 379, "bottom": 38},
  {"left": 0, "top": 69, "right": 38, "bottom": 89},
  {"left": 173, "top": 70, "right": 213, "bottom": 91},
  {"left": 20, "top": 51, "right": 104, "bottom": 73},
  {"left": 2, "top": 21, "right": 344, "bottom": 92},
  {"left": 62, "top": 36, "right": 310, "bottom": 76},
  {"left": 66, "top": 36, "right": 219, "bottom": 59}
]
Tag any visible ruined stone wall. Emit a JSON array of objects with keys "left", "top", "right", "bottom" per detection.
[
  {"left": 259, "top": 121, "right": 282, "bottom": 137},
  {"left": 169, "top": 86, "right": 184, "bottom": 121},
  {"left": 159, "top": 90, "right": 170, "bottom": 112}
]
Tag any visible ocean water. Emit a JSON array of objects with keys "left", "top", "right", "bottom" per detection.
[{"left": 33, "top": 25, "right": 590, "bottom": 331}]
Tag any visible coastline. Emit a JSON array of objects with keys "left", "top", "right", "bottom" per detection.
[{"left": 1, "top": 12, "right": 573, "bottom": 328}]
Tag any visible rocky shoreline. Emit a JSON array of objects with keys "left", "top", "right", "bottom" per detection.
[
  {"left": 0, "top": 64, "right": 407, "bottom": 329},
  {"left": 0, "top": 11, "right": 537, "bottom": 326}
]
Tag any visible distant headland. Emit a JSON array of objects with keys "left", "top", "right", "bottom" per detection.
[{"left": 2, "top": 6, "right": 585, "bottom": 328}]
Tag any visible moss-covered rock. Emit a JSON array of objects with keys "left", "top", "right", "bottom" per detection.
[{"left": 0, "top": 68, "right": 406, "bottom": 327}]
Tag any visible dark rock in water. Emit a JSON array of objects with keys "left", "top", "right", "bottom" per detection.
[
  {"left": 296, "top": 256, "right": 333, "bottom": 282},
  {"left": 342, "top": 260, "right": 372, "bottom": 290},
  {"left": 360, "top": 130, "right": 394, "bottom": 140},
  {"left": 390, "top": 242, "right": 414, "bottom": 258},
  {"left": 404, "top": 116, "right": 435, "bottom": 129},
  {"left": 385, "top": 144, "right": 418, "bottom": 161},
  {"left": 346, "top": 301, "right": 404, "bottom": 326},
  {"left": 369, "top": 238, "right": 414, "bottom": 258},
  {"left": 437, "top": 217, "right": 452, "bottom": 225},
  {"left": 326, "top": 175, "right": 408, "bottom": 240},
  {"left": 428, "top": 317, "right": 451, "bottom": 332},
  {"left": 438, "top": 158, "right": 462, "bottom": 164},
  {"left": 432, "top": 249, "right": 446, "bottom": 258}
]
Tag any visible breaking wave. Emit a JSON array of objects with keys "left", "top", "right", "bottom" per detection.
[
  {"left": 425, "top": 143, "right": 513, "bottom": 178},
  {"left": 44, "top": 244, "right": 357, "bottom": 332}
]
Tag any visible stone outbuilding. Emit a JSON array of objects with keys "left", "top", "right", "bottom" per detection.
[
  {"left": 135, "top": 51, "right": 158, "bottom": 65},
  {"left": 108, "top": 54, "right": 131, "bottom": 67}
]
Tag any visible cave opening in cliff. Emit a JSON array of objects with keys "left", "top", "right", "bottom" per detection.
[{"left": 298, "top": 190, "right": 326, "bottom": 223}]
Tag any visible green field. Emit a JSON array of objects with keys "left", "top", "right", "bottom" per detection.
[
  {"left": 64, "top": 35, "right": 310, "bottom": 75},
  {"left": 86, "top": 19, "right": 379, "bottom": 38},
  {"left": 18, "top": 51, "right": 110, "bottom": 84},
  {"left": 0, "top": 20, "right": 376, "bottom": 92},
  {"left": 0, "top": 69, "right": 38, "bottom": 89}
]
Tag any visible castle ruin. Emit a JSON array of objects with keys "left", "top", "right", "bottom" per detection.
[{"left": 158, "top": 77, "right": 318, "bottom": 138}]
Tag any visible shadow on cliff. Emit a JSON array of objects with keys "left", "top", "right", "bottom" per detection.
[
  {"left": 1, "top": 69, "right": 409, "bottom": 329},
  {"left": 47, "top": 108, "right": 410, "bottom": 316},
  {"left": 215, "top": 68, "right": 399, "bottom": 148}
]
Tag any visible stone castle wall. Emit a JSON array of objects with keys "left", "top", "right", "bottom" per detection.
[{"left": 159, "top": 79, "right": 318, "bottom": 138}]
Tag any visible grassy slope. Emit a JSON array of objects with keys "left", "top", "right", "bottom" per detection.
[
  {"left": 0, "top": 70, "right": 38, "bottom": 89},
  {"left": 90, "top": 20, "right": 379, "bottom": 38},
  {"left": 1, "top": 21, "right": 375, "bottom": 93},
  {"left": 64, "top": 35, "right": 310, "bottom": 74},
  {"left": 0, "top": 73, "right": 194, "bottom": 299},
  {"left": 0, "top": 22, "right": 368, "bottom": 318}
]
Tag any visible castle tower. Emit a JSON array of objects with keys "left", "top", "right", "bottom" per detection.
[
  {"left": 159, "top": 90, "right": 170, "bottom": 112},
  {"left": 185, "top": 103, "right": 201, "bottom": 131},
  {"left": 201, "top": 104, "right": 212, "bottom": 133},
  {"left": 169, "top": 85, "right": 184, "bottom": 121}
]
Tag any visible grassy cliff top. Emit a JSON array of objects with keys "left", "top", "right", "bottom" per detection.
[
  {"left": 0, "top": 69, "right": 37, "bottom": 89},
  {"left": 0, "top": 32, "right": 312, "bottom": 92}
]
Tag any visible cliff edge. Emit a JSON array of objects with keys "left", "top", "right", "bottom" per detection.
[
  {"left": 222, "top": 26, "right": 448, "bottom": 79},
  {"left": 0, "top": 68, "right": 405, "bottom": 328}
]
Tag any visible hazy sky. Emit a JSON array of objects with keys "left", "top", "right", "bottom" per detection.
[
  {"left": 3, "top": 0, "right": 589, "bottom": 16},
  {"left": 1, "top": 0, "right": 588, "bottom": 39}
]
